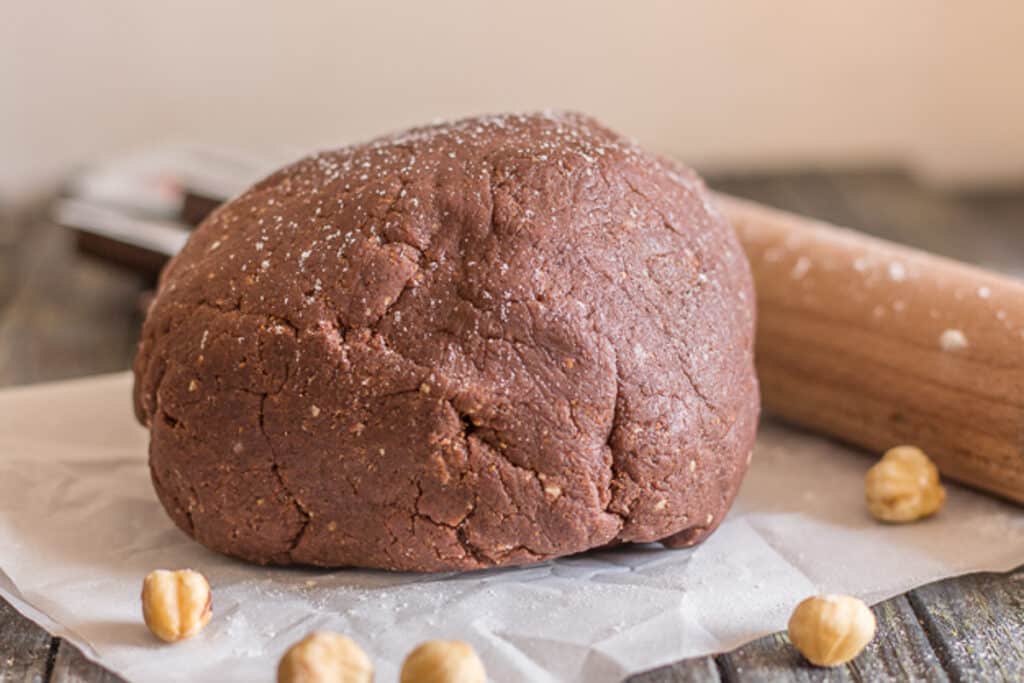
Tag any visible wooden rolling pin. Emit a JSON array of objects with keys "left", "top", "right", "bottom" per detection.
[{"left": 717, "top": 193, "right": 1024, "bottom": 503}]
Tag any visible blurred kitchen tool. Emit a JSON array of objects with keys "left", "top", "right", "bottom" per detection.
[
  {"left": 55, "top": 198, "right": 189, "bottom": 277},
  {"left": 53, "top": 146, "right": 279, "bottom": 278}
]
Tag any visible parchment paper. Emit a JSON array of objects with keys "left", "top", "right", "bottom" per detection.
[{"left": 1, "top": 373, "right": 1022, "bottom": 682}]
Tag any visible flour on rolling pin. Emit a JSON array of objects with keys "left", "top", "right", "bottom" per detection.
[{"left": 715, "top": 192, "right": 1024, "bottom": 504}]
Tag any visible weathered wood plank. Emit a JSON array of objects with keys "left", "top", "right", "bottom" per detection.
[
  {"left": 0, "top": 218, "right": 142, "bottom": 387},
  {"left": 711, "top": 596, "right": 949, "bottom": 682},
  {"left": 0, "top": 206, "right": 35, "bottom": 315},
  {"left": 48, "top": 642, "right": 125, "bottom": 683},
  {"left": 0, "top": 598, "right": 54, "bottom": 683},
  {"left": 908, "top": 568, "right": 1024, "bottom": 681},
  {"left": 830, "top": 172, "right": 1016, "bottom": 274},
  {"left": 622, "top": 593, "right": 950, "bottom": 679},
  {"left": 958, "top": 191, "right": 1024, "bottom": 282},
  {"left": 849, "top": 597, "right": 949, "bottom": 682},
  {"left": 626, "top": 656, "right": 721, "bottom": 683},
  {"left": 709, "top": 170, "right": 866, "bottom": 228},
  {"left": 715, "top": 631, "right": 846, "bottom": 683}
]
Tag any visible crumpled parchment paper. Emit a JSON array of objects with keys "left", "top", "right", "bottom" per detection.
[{"left": 1, "top": 373, "right": 1022, "bottom": 682}]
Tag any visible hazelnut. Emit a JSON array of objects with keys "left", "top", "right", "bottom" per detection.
[
  {"left": 400, "top": 640, "right": 486, "bottom": 683},
  {"left": 865, "top": 445, "right": 946, "bottom": 522},
  {"left": 141, "top": 569, "right": 212, "bottom": 642},
  {"left": 277, "top": 631, "right": 373, "bottom": 683},
  {"left": 788, "top": 594, "right": 876, "bottom": 667}
]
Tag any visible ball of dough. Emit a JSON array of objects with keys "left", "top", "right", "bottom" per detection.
[{"left": 133, "top": 112, "right": 759, "bottom": 571}]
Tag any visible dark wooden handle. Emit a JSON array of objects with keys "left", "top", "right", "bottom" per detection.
[{"left": 717, "top": 192, "right": 1024, "bottom": 503}]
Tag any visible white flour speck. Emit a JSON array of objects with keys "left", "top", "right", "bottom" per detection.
[
  {"left": 888, "top": 261, "right": 906, "bottom": 282},
  {"left": 978, "top": 286, "right": 991, "bottom": 299},
  {"left": 939, "top": 328, "right": 968, "bottom": 352},
  {"left": 790, "top": 257, "right": 811, "bottom": 280}
]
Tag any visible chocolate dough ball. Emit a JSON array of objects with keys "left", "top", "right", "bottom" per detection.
[{"left": 133, "top": 112, "right": 759, "bottom": 571}]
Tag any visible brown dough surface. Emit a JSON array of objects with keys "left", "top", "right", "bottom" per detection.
[{"left": 133, "top": 112, "right": 759, "bottom": 571}]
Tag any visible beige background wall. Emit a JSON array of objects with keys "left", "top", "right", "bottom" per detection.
[{"left": 2, "top": 1, "right": 1022, "bottom": 202}]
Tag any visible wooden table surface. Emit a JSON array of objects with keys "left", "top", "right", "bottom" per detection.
[{"left": 2, "top": 170, "right": 1023, "bottom": 682}]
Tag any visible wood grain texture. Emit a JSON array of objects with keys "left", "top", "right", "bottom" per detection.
[
  {"left": 48, "top": 644, "right": 125, "bottom": 683},
  {"left": 0, "top": 599, "right": 54, "bottom": 683},
  {"left": 908, "top": 568, "right": 1024, "bottom": 680},
  {"left": 0, "top": 212, "right": 142, "bottom": 387},
  {"left": 717, "top": 632, "right": 841, "bottom": 683},
  {"left": 708, "top": 595, "right": 950, "bottom": 682},
  {"left": 849, "top": 597, "right": 948, "bottom": 681},
  {"left": 705, "top": 595, "right": 952, "bottom": 683},
  {"left": 626, "top": 657, "right": 721, "bottom": 683},
  {"left": 0, "top": 206, "right": 33, "bottom": 315},
  {"left": 719, "top": 191, "right": 1024, "bottom": 503}
]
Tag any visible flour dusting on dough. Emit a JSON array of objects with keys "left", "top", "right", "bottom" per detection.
[{"left": 939, "top": 328, "right": 968, "bottom": 352}]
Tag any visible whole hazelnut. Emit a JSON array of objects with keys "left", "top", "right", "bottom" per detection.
[
  {"left": 788, "top": 594, "right": 876, "bottom": 667},
  {"left": 865, "top": 445, "right": 946, "bottom": 522},
  {"left": 141, "top": 569, "right": 212, "bottom": 642},
  {"left": 400, "top": 640, "right": 486, "bottom": 683},
  {"left": 277, "top": 631, "right": 373, "bottom": 683}
]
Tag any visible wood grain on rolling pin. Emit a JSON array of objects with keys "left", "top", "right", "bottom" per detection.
[{"left": 716, "top": 193, "right": 1024, "bottom": 503}]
